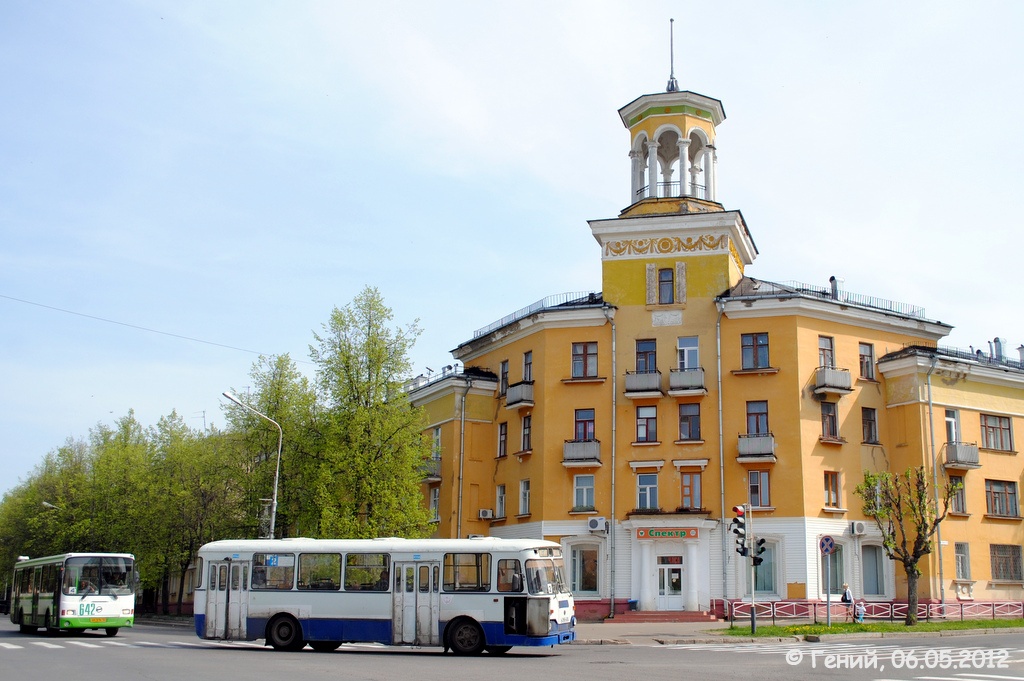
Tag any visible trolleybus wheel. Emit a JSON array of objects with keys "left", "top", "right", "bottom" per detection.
[
  {"left": 309, "top": 640, "right": 341, "bottom": 652},
  {"left": 17, "top": 610, "right": 37, "bottom": 635},
  {"left": 267, "top": 615, "right": 305, "bottom": 652},
  {"left": 447, "top": 618, "right": 484, "bottom": 656}
]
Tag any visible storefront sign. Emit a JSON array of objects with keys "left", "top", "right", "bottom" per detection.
[{"left": 635, "top": 527, "right": 699, "bottom": 539}]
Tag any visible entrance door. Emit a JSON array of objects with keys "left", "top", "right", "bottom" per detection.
[
  {"left": 205, "top": 561, "right": 247, "bottom": 640},
  {"left": 392, "top": 562, "right": 439, "bottom": 646},
  {"left": 656, "top": 556, "right": 684, "bottom": 610}
]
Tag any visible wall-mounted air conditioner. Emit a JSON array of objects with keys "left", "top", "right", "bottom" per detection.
[
  {"left": 478, "top": 509, "right": 494, "bottom": 520},
  {"left": 588, "top": 516, "right": 607, "bottom": 533},
  {"left": 850, "top": 520, "right": 867, "bottom": 536}
]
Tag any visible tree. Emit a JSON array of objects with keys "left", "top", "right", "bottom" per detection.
[
  {"left": 854, "top": 466, "right": 961, "bottom": 625},
  {"left": 309, "top": 286, "right": 432, "bottom": 538}
]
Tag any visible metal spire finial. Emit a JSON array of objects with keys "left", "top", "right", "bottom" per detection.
[{"left": 666, "top": 18, "right": 679, "bottom": 92}]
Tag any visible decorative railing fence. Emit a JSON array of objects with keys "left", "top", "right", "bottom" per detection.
[{"left": 722, "top": 600, "right": 1024, "bottom": 625}]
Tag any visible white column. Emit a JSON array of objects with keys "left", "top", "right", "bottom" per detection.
[
  {"left": 629, "top": 150, "right": 641, "bottom": 203},
  {"left": 703, "top": 146, "right": 715, "bottom": 201},
  {"left": 710, "top": 146, "right": 718, "bottom": 201},
  {"left": 639, "top": 541, "right": 656, "bottom": 610},
  {"left": 685, "top": 541, "right": 699, "bottom": 611},
  {"left": 678, "top": 138, "right": 691, "bottom": 197},
  {"left": 646, "top": 142, "right": 659, "bottom": 199}
]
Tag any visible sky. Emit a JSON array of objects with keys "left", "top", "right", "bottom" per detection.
[{"left": 3, "top": 1, "right": 1023, "bottom": 497}]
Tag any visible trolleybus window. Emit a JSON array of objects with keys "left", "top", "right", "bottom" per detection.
[
  {"left": 252, "top": 553, "right": 295, "bottom": 590},
  {"left": 525, "top": 558, "right": 567, "bottom": 595},
  {"left": 496, "top": 558, "right": 523, "bottom": 592},
  {"left": 298, "top": 553, "right": 341, "bottom": 590},
  {"left": 344, "top": 553, "right": 389, "bottom": 591},
  {"left": 443, "top": 553, "right": 491, "bottom": 592}
]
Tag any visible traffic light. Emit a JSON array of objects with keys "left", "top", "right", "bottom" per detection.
[
  {"left": 752, "top": 537, "right": 766, "bottom": 566},
  {"left": 730, "top": 505, "right": 747, "bottom": 556}
]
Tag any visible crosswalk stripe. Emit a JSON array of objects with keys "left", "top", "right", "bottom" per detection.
[
  {"left": 66, "top": 641, "right": 103, "bottom": 648},
  {"left": 0, "top": 642, "right": 24, "bottom": 649},
  {"left": 30, "top": 642, "right": 63, "bottom": 649}
]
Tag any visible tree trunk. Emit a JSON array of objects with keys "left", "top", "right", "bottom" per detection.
[{"left": 905, "top": 566, "right": 919, "bottom": 626}]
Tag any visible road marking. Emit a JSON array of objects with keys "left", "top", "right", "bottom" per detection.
[
  {"left": 0, "top": 642, "right": 24, "bottom": 649},
  {"left": 30, "top": 642, "right": 63, "bottom": 649},
  {"left": 66, "top": 640, "right": 103, "bottom": 648}
]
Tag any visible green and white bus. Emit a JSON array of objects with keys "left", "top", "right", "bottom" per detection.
[{"left": 10, "top": 553, "right": 136, "bottom": 636}]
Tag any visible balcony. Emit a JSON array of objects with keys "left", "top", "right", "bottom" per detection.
[
  {"left": 813, "top": 366, "right": 853, "bottom": 397},
  {"left": 624, "top": 370, "right": 663, "bottom": 398},
  {"left": 737, "top": 433, "right": 777, "bottom": 462},
  {"left": 505, "top": 381, "right": 534, "bottom": 409},
  {"left": 945, "top": 441, "right": 981, "bottom": 469},
  {"left": 563, "top": 439, "right": 601, "bottom": 467},
  {"left": 668, "top": 367, "right": 707, "bottom": 396},
  {"left": 421, "top": 457, "right": 441, "bottom": 481}
]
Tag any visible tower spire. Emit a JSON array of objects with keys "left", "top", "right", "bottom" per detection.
[{"left": 666, "top": 18, "right": 679, "bottom": 92}]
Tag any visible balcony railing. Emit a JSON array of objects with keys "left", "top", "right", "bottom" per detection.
[
  {"left": 738, "top": 433, "right": 775, "bottom": 457},
  {"left": 505, "top": 381, "right": 534, "bottom": 408},
  {"left": 624, "top": 370, "right": 662, "bottom": 395},
  {"left": 945, "top": 441, "right": 981, "bottom": 468},
  {"left": 563, "top": 439, "right": 601, "bottom": 465},
  {"left": 813, "top": 366, "right": 853, "bottom": 395},
  {"left": 421, "top": 457, "right": 441, "bottom": 480},
  {"left": 669, "top": 367, "right": 706, "bottom": 393}
]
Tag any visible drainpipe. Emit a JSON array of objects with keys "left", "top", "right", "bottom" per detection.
[
  {"left": 716, "top": 300, "right": 728, "bottom": 609},
  {"left": 925, "top": 357, "right": 946, "bottom": 609},
  {"left": 604, "top": 305, "right": 618, "bottom": 618},
  {"left": 457, "top": 377, "right": 471, "bottom": 539}
]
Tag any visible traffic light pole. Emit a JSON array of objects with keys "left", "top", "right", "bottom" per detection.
[{"left": 748, "top": 504, "right": 757, "bottom": 634}]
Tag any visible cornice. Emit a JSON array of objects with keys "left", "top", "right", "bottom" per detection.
[
  {"left": 588, "top": 210, "right": 756, "bottom": 266},
  {"left": 618, "top": 91, "right": 726, "bottom": 128}
]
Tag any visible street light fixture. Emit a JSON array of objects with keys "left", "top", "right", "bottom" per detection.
[
  {"left": 42, "top": 501, "right": 62, "bottom": 511},
  {"left": 223, "top": 391, "right": 284, "bottom": 539}
]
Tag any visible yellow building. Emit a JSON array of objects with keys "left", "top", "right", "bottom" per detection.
[{"left": 409, "top": 81, "right": 1023, "bottom": 620}]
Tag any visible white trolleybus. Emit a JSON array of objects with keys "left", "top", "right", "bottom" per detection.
[
  {"left": 10, "top": 552, "right": 136, "bottom": 636},
  {"left": 194, "top": 537, "right": 576, "bottom": 654}
]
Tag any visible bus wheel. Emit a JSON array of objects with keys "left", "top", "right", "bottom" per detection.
[
  {"left": 486, "top": 645, "right": 512, "bottom": 654},
  {"left": 447, "top": 618, "right": 484, "bottom": 656},
  {"left": 104, "top": 628, "right": 119, "bottom": 637},
  {"left": 309, "top": 640, "right": 341, "bottom": 652},
  {"left": 267, "top": 615, "right": 305, "bottom": 652}
]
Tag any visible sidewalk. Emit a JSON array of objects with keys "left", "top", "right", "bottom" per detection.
[{"left": 572, "top": 619, "right": 761, "bottom": 645}]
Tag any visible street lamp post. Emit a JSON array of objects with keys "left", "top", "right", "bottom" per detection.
[{"left": 223, "top": 391, "right": 283, "bottom": 538}]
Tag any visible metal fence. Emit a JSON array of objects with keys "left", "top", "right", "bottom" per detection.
[{"left": 724, "top": 600, "right": 1024, "bottom": 624}]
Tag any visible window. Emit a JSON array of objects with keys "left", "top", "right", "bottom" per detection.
[
  {"left": 252, "top": 553, "right": 295, "bottom": 590},
  {"left": 521, "top": 415, "right": 532, "bottom": 452},
  {"left": 637, "top": 473, "right": 659, "bottom": 510},
  {"left": 824, "top": 471, "right": 841, "bottom": 508},
  {"left": 741, "top": 333, "right": 770, "bottom": 369},
  {"left": 519, "top": 479, "right": 531, "bottom": 515},
  {"left": 344, "top": 553, "right": 389, "bottom": 592},
  {"left": 748, "top": 470, "right": 770, "bottom": 507},
  {"left": 498, "top": 422, "right": 508, "bottom": 457},
  {"left": 677, "top": 336, "right": 699, "bottom": 369},
  {"left": 862, "top": 545, "right": 885, "bottom": 595},
  {"left": 818, "top": 336, "right": 835, "bottom": 368},
  {"left": 950, "top": 474, "right": 966, "bottom": 513},
  {"left": 431, "top": 426, "right": 442, "bottom": 459},
  {"left": 955, "top": 542, "right": 971, "bottom": 580},
  {"left": 574, "top": 474, "right": 595, "bottom": 511},
  {"left": 859, "top": 342, "right": 875, "bottom": 379},
  {"left": 575, "top": 408, "right": 596, "bottom": 441},
  {"left": 752, "top": 544, "right": 776, "bottom": 595},
  {"left": 523, "top": 351, "right": 533, "bottom": 382},
  {"left": 985, "top": 479, "right": 1019, "bottom": 517},
  {"left": 862, "top": 407, "right": 879, "bottom": 444},
  {"left": 298, "top": 553, "right": 342, "bottom": 591},
  {"left": 945, "top": 409, "right": 961, "bottom": 443},
  {"left": 821, "top": 545, "right": 845, "bottom": 595},
  {"left": 572, "top": 342, "right": 598, "bottom": 378},
  {"left": 636, "top": 405, "right": 657, "bottom": 442},
  {"left": 990, "top": 544, "right": 1023, "bottom": 581},
  {"left": 443, "top": 553, "right": 491, "bottom": 592},
  {"left": 429, "top": 487, "right": 440, "bottom": 521},
  {"left": 499, "top": 360, "right": 509, "bottom": 395},
  {"left": 571, "top": 546, "right": 599, "bottom": 593},
  {"left": 746, "top": 401, "right": 769, "bottom": 434},
  {"left": 496, "top": 558, "right": 523, "bottom": 593},
  {"left": 678, "top": 403, "right": 701, "bottom": 441},
  {"left": 658, "top": 268, "right": 674, "bottom": 304},
  {"left": 496, "top": 484, "right": 506, "bottom": 518},
  {"left": 680, "top": 471, "right": 701, "bottom": 510},
  {"left": 821, "top": 402, "right": 839, "bottom": 439},
  {"left": 636, "top": 339, "right": 657, "bottom": 373},
  {"left": 981, "top": 414, "right": 1013, "bottom": 451}
]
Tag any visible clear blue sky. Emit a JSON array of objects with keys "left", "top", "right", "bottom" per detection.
[{"left": 3, "top": 1, "right": 1023, "bottom": 496}]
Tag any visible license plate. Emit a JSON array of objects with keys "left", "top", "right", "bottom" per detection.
[{"left": 89, "top": 618, "right": 107, "bottom": 623}]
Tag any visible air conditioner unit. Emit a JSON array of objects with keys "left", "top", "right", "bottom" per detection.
[
  {"left": 850, "top": 520, "right": 867, "bottom": 536},
  {"left": 478, "top": 509, "right": 494, "bottom": 520},
  {"left": 588, "top": 516, "right": 607, "bottom": 533}
]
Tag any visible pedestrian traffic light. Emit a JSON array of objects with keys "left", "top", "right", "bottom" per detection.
[
  {"left": 730, "top": 505, "right": 747, "bottom": 556},
  {"left": 752, "top": 537, "right": 766, "bottom": 566}
]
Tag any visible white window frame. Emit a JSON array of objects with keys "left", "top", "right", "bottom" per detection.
[
  {"left": 519, "top": 479, "right": 531, "bottom": 516},
  {"left": 574, "top": 474, "right": 595, "bottom": 511}
]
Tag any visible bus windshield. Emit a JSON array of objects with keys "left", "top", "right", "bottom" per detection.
[
  {"left": 524, "top": 558, "right": 568, "bottom": 595},
  {"left": 63, "top": 556, "right": 135, "bottom": 596}
]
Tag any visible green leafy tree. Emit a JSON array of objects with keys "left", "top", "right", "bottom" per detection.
[
  {"left": 309, "top": 286, "right": 432, "bottom": 538},
  {"left": 854, "top": 466, "right": 960, "bottom": 625}
]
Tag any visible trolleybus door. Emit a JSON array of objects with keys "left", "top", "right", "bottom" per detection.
[
  {"left": 392, "top": 562, "right": 439, "bottom": 646},
  {"left": 205, "top": 560, "right": 246, "bottom": 639}
]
